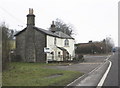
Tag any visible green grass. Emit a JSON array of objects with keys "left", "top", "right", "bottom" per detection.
[{"left": 2, "top": 62, "right": 83, "bottom": 86}]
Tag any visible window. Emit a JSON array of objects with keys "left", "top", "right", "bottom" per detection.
[{"left": 64, "top": 39, "right": 69, "bottom": 46}]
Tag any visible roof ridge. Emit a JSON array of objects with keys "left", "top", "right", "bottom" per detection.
[{"left": 15, "top": 26, "right": 74, "bottom": 39}]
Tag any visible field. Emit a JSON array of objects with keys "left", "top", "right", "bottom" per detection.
[{"left": 2, "top": 62, "right": 83, "bottom": 86}]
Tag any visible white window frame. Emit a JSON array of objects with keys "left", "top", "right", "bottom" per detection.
[{"left": 64, "top": 39, "right": 69, "bottom": 46}]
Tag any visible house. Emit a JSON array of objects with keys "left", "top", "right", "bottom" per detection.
[
  {"left": 75, "top": 41, "right": 106, "bottom": 54},
  {"left": 15, "top": 8, "right": 75, "bottom": 63}
]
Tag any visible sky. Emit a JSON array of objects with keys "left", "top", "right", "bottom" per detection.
[{"left": 0, "top": 0, "right": 119, "bottom": 46}]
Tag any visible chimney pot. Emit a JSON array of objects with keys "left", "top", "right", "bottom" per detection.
[
  {"left": 27, "top": 8, "right": 35, "bottom": 26},
  {"left": 51, "top": 21, "right": 56, "bottom": 33},
  {"left": 29, "top": 8, "right": 33, "bottom": 14}
]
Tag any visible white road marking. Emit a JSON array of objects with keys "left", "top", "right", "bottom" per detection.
[
  {"left": 105, "top": 55, "right": 111, "bottom": 61},
  {"left": 66, "top": 62, "right": 102, "bottom": 86},
  {"left": 66, "top": 55, "right": 112, "bottom": 87},
  {"left": 79, "top": 63, "right": 103, "bottom": 64},
  {"left": 66, "top": 60, "right": 106, "bottom": 86},
  {"left": 97, "top": 60, "right": 112, "bottom": 87}
]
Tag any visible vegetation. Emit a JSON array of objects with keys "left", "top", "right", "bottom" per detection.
[
  {"left": 2, "top": 62, "right": 83, "bottom": 86},
  {"left": 73, "top": 54, "right": 84, "bottom": 62},
  {"left": 1, "top": 22, "right": 15, "bottom": 70},
  {"left": 75, "top": 39, "right": 114, "bottom": 54},
  {"left": 1, "top": 23, "right": 10, "bottom": 70},
  {"left": 49, "top": 18, "right": 74, "bottom": 36}
]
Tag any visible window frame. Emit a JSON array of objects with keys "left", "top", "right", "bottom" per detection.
[{"left": 64, "top": 39, "right": 69, "bottom": 46}]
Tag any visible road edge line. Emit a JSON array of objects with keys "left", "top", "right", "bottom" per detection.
[
  {"left": 66, "top": 55, "right": 111, "bottom": 87},
  {"left": 66, "top": 56, "right": 109, "bottom": 87},
  {"left": 66, "top": 64, "right": 101, "bottom": 86},
  {"left": 97, "top": 60, "right": 112, "bottom": 87}
]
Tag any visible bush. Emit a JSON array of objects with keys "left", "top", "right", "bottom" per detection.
[
  {"left": 73, "top": 54, "right": 84, "bottom": 62},
  {"left": 12, "top": 55, "right": 22, "bottom": 62}
]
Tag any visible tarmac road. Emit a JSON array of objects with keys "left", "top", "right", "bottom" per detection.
[
  {"left": 46, "top": 54, "right": 114, "bottom": 87},
  {"left": 65, "top": 53, "right": 119, "bottom": 88},
  {"left": 46, "top": 55, "right": 108, "bottom": 74},
  {"left": 102, "top": 52, "right": 119, "bottom": 87}
]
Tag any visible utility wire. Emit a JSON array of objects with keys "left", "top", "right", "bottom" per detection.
[{"left": 0, "top": 6, "right": 26, "bottom": 26}]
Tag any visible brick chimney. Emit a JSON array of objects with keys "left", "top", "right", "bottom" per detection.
[
  {"left": 27, "top": 8, "right": 35, "bottom": 26},
  {"left": 50, "top": 21, "right": 56, "bottom": 33}
]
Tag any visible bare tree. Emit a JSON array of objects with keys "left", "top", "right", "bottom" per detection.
[
  {"left": 50, "top": 18, "right": 74, "bottom": 36},
  {"left": 104, "top": 37, "right": 114, "bottom": 53},
  {"left": 1, "top": 22, "right": 13, "bottom": 70}
]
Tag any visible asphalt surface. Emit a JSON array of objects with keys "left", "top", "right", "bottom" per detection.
[
  {"left": 102, "top": 52, "right": 119, "bottom": 87},
  {"left": 66, "top": 59, "right": 110, "bottom": 87},
  {"left": 46, "top": 55, "right": 108, "bottom": 74},
  {"left": 45, "top": 54, "right": 114, "bottom": 87}
]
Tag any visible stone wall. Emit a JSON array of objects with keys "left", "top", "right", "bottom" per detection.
[
  {"left": 16, "top": 27, "right": 46, "bottom": 62},
  {"left": 34, "top": 29, "right": 46, "bottom": 62},
  {"left": 25, "top": 26, "right": 36, "bottom": 62},
  {"left": 16, "top": 30, "right": 26, "bottom": 61}
]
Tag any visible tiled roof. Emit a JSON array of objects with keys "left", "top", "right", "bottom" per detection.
[
  {"left": 14, "top": 28, "right": 27, "bottom": 36},
  {"left": 54, "top": 31, "right": 73, "bottom": 39},
  {"left": 15, "top": 26, "right": 74, "bottom": 39},
  {"left": 34, "top": 27, "right": 58, "bottom": 37}
]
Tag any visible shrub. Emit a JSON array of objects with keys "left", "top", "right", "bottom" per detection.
[
  {"left": 12, "top": 55, "right": 22, "bottom": 62},
  {"left": 73, "top": 54, "right": 84, "bottom": 62}
]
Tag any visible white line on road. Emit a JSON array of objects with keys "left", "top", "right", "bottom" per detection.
[
  {"left": 66, "top": 62, "right": 102, "bottom": 86},
  {"left": 97, "top": 60, "right": 112, "bottom": 87},
  {"left": 66, "top": 55, "right": 112, "bottom": 87},
  {"left": 105, "top": 55, "right": 111, "bottom": 61}
]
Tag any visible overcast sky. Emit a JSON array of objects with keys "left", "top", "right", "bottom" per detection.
[{"left": 0, "top": 0, "right": 119, "bottom": 46}]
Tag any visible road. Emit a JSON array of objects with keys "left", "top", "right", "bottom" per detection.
[
  {"left": 46, "top": 55, "right": 107, "bottom": 74},
  {"left": 65, "top": 53, "right": 119, "bottom": 87},
  {"left": 46, "top": 53, "right": 119, "bottom": 87},
  {"left": 102, "top": 52, "right": 119, "bottom": 87}
]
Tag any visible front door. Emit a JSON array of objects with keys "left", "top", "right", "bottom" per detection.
[{"left": 63, "top": 51, "right": 69, "bottom": 61}]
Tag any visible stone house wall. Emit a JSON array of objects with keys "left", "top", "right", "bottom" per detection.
[
  {"left": 25, "top": 26, "right": 36, "bottom": 62},
  {"left": 16, "top": 27, "right": 47, "bottom": 62},
  {"left": 16, "top": 29, "right": 26, "bottom": 61},
  {"left": 34, "top": 29, "right": 46, "bottom": 62}
]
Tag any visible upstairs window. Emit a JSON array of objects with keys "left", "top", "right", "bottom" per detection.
[{"left": 64, "top": 39, "right": 69, "bottom": 46}]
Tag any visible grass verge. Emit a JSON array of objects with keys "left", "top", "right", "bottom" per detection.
[{"left": 2, "top": 62, "right": 83, "bottom": 86}]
